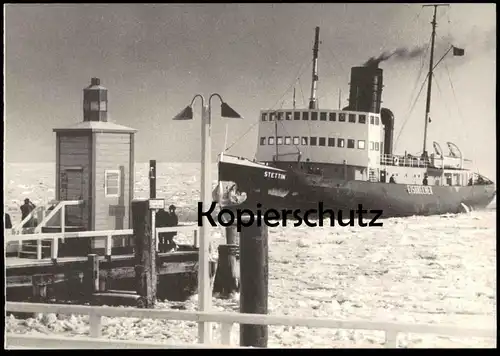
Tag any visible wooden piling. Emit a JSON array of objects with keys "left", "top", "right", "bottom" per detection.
[
  {"left": 132, "top": 199, "right": 157, "bottom": 308},
  {"left": 239, "top": 222, "right": 268, "bottom": 348},
  {"left": 83, "top": 254, "right": 99, "bottom": 299},
  {"left": 213, "top": 226, "right": 240, "bottom": 298},
  {"left": 32, "top": 274, "right": 48, "bottom": 303}
]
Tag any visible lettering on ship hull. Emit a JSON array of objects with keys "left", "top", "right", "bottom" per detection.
[
  {"left": 264, "top": 171, "right": 286, "bottom": 180},
  {"left": 406, "top": 185, "right": 434, "bottom": 195}
]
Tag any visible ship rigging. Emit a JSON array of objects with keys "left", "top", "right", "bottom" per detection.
[{"left": 216, "top": 4, "right": 495, "bottom": 218}]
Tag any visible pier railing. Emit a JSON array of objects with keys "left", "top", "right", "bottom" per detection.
[
  {"left": 11, "top": 200, "right": 83, "bottom": 235},
  {"left": 5, "top": 225, "right": 199, "bottom": 261},
  {"left": 5, "top": 301, "right": 496, "bottom": 349}
]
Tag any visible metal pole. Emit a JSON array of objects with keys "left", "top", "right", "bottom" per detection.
[
  {"left": 149, "top": 160, "right": 156, "bottom": 199},
  {"left": 198, "top": 103, "right": 212, "bottom": 344}
]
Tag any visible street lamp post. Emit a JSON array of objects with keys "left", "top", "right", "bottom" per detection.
[{"left": 173, "top": 93, "right": 242, "bottom": 344}]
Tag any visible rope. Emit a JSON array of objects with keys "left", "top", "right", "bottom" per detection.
[
  {"left": 394, "top": 72, "right": 429, "bottom": 150},
  {"left": 394, "top": 35, "right": 431, "bottom": 150},
  {"left": 224, "top": 51, "right": 312, "bottom": 153}
]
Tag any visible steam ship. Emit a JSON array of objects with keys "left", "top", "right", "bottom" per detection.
[{"left": 215, "top": 6, "right": 496, "bottom": 218}]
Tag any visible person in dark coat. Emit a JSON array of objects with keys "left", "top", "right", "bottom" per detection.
[
  {"left": 422, "top": 173, "right": 429, "bottom": 186},
  {"left": 20, "top": 198, "right": 36, "bottom": 227},
  {"left": 5, "top": 213, "right": 12, "bottom": 229},
  {"left": 389, "top": 174, "right": 396, "bottom": 184},
  {"left": 162, "top": 205, "right": 178, "bottom": 253},
  {"left": 155, "top": 207, "right": 169, "bottom": 252}
]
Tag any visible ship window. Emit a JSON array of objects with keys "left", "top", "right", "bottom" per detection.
[
  {"left": 370, "top": 115, "right": 374, "bottom": 125},
  {"left": 285, "top": 112, "right": 292, "bottom": 120},
  {"left": 358, "top": 140, "right": 366, "bottom": 149},
  {"left": 375, "top": 116, "right": 380, "bottom": 125},
  {"left": 359, "top": 114, "right": 366, "bottom": 124},
  {"left": 337, "top": 138, "right": 345, "bottom": 148},
  {"left": 303, "top": 112, "right": 309, "bottom": 120},
  {"left": 319, "top": 137, "right": 326, "bottom": 146},
  {"left": 269, "top": 112, "right": 275, "bottom": 121},
  {"left": 277, "top": 136, "right": 283, "bottom": 145},
  {"left": 301, "top": 136, "right": 308, "bottom": 145},
  {"left": 311, "top": 112, "right": 318, "bottom": 121},
  {"left": 339, "top": 113, "right": 346, "bottom": 122},
  {"left": 320, "top": 112, "right": 327, "bottom": 121},
  {"left": 268, "top": 137, "right": 275, "bottom": 145},
  {"left": 349, "top": 114, "right": 356, "bottom": 123},
  {"left": 310, "top": 137, "right": 317, "bottom": 146},
  {"left": 294, "top": 111, "right": 301, "bottom": 120},
  {"left": 347, "top": 139, "right": 355, "bottom": 148},
  {"left": 329, "top": 112, "right": 336, "bottom": 121},
  {"left": 277, "top": 112, "right": 284, "bottom": 121},
  {"left": 328, "top": 137, "right": 335, "bottom": 147},
  {"left": 285, "top": 136, "right": 291, "bottom": 145},
  {"left": 370, "top": 141, "right": 374, "bottom": 150},
  {"left": 260, "top": 137, "right": 266, "bottom": 145},
  {"left": 261, "top": 113, "right": 267, "bottom": 121},
  {"left": 375, "top": 142, "right": 380, "bottom": 151},
  {"left": 293, "top": 136, "right": 300, "bottom": 145}
]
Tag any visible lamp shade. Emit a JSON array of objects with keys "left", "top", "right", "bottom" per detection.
[
  {"left": 220, "top": 102, "right": 242, "bottom": 119},
  {"left": 172, "top": 106, "right": 194, "bottom": 120}
]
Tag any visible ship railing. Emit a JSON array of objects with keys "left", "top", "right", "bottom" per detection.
[
  {"left": 5, "top": 301, "right": 496, "bottom": 349},
  {"left": 379, "top": 154, "right": 430, "bottom": 168}
]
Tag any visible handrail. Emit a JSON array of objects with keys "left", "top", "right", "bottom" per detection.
[
  {"left": 5, "top": 334, "right": 241, "bottom": 349},
  {"left": 12, "top": 205, "right": 45, "bottom": 234},
  {"left": 6, "top": 224, "right": 200, "bottom": 261},
  {"left": 5, "top": 302, "right": 496, "bottom": 349},
  {"left": 34, "top": 200, "right": 83, "bottom": 234},
  {"left": 155, "top": 225, "right": 199, "bottom": 248}
]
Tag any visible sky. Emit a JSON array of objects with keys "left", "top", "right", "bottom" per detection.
[{"left": 4, "top": 3, "right": 497, "bottom": 179}]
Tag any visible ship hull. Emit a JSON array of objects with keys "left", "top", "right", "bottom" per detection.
[{"left": 217, "top": 157, "right": 496, "bottom": 219}]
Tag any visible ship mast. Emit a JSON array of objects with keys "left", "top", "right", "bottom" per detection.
[
  {"left": 308, "top": 26, "right": 320, "bottom": 110},
  {"left": 422, "top": 4, "right": 449, "bottom": 158}
]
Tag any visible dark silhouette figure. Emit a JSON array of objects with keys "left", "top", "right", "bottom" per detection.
[
  {"left": 156, "top": 205, "right": 178, "bottom": 253},
  {"left": 422, "top": 174, "right": 428, "bottom": 186},
  {"left": 155, "top": 207, "right": 169, "bottom": 251},
  {"left": 20, "top": 198, "right": 36, "bottom": 228},
  {"left": 5, "top": 213, "right": 12, "bottom": 229},
  {"left": 164, "top": 205, "right": 178, "bottom": 252},
  {"left": 389, "top": 174, "right": 396, "bottom": 184}
]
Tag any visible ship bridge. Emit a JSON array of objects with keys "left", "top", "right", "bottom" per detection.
[{"left": 255, "top": 108, "right": 384, "bottom": 179}]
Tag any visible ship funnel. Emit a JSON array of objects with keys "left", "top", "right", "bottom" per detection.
[
  {"left": 347, "top": 64, "right": 383, "bottom": 113},
  {"left": 380, "top": 107, "right": 394, "bottom": 155}
]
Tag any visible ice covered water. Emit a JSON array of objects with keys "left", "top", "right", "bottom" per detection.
[{"left": 4, "top": 162, "right": 496, "bottom": 347}]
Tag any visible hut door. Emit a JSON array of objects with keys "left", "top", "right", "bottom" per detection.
[{"left": 62, "top": 167, "right": 84, "bottom": 227}]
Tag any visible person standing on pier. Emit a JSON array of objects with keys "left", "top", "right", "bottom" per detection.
[
  {"left": 162, "top": 204, "right": 178, "bottom": 253},
  {"left": 20, "top": 198, "right": 36, "bottom": 228},
  {"left": 5, "top": 212, "right": 12, "bottom": 229}
]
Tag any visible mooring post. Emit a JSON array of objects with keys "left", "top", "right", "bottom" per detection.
[
  {"left": 132, "top": 199, "right": 157, "bottom": 308},
  {"left": 83, "top": 254, "right": 99, "bottom": 299},
  {"left": 213, "top": 225, "right": 239, "bottom": 298},
  {"left": 239, "top": 222, "right": 268, "bottom": 347}
]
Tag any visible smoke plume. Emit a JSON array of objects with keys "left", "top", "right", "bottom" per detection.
[{"left": 363, "top": 46, "right": 426, "bottom": 67}]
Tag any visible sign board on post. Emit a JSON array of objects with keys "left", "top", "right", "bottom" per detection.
[{"left": 149, "top": 199, "right": 165, "bottom": 210}]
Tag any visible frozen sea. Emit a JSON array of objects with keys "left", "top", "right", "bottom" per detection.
[{"left": 4, "top": 162, "right": 497, "bottom": 348}]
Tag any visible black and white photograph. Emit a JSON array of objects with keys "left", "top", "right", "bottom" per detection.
[{"left": 4, "top": 3, "right": 496, "bottom": 349}]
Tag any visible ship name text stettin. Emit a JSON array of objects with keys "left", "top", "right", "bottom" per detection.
[{"left": 264, "top": 171, "right": 286, "bottom": 180}]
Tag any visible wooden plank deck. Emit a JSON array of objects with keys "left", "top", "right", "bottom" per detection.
[{"left": 6, "top": 250, "right": 197, "bottom": 269}]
